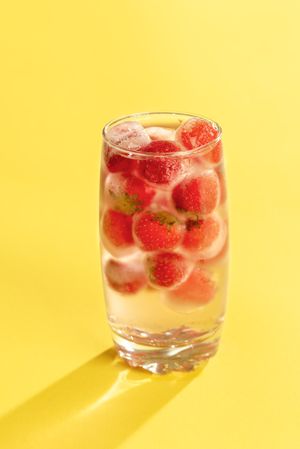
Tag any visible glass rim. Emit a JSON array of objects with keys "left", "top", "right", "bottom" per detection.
[{"left": 102, "top": 111, "right": 222, "bottom": 158}]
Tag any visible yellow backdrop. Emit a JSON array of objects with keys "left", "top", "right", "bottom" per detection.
[{"left": 0, "top": 0, "right": 299, "bottom": 448}]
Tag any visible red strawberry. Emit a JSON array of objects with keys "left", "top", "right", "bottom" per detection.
[
  {"left": 175, "top": 118, "right": 222, "bottom": 164},
  {"left": 102, "top": 209, "right": 133, "bottom": 247},
  {"left": 138, "top": 140, "right": 182, "bottom": 184},
  {"left": 106, "top": 173, "right": 155, "bottom": 215},
  {"left": 105, "top": 259, "right": 147, "bottom": 294},
  {"left": 172, "top": 170, "right": 219, "bottom": 217},
  {"left": 146, "top": 252, "right": 189, "bottom": 288},
  {"left": 104, "top": 145, "right": 137, "bottom": 173},
  {"left": 183, "top": 215, "right": 220, "bottom": 252},
  {"left": 133, "top": 210, "right": 182, "bottom": 251},
  {"left": 168, "top": 265, "right": 216, "bottom": 304},
  {"left": 205, "top": 141, "right": 223, "bottom": 165}
]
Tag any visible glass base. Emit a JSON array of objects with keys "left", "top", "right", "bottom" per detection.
[{"left": 112, "top": 325, "right": 221, "bottom": 374}]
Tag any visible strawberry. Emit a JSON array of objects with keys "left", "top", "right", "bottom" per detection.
[
  {"left": 105, "top": 259, "right": 147, "bottom": 294},
  {"left": 183, "top": 215, "right": 220, "bottom": 252},
  {"left": 168, "top": 264, "right": 216, "bottom": 304},
  {"left": 106, "top": 173, "right": 155, "bottom": 215},
  {"left": 172, "top": 170, "right": 219, "bottom": 217},
  {"left": 199, "top": 233, "right": 229, "bottom": 265},
  {"left": 205, "top": 141, "right": 223, "bottom": 165},
  {"left": 133, "top": 210, "right": 182, "bottom": 251},
  {"left": 102, "top": 209, "right": 133, "bottom": 247},
  {"left": 183, "top": 214, "right": 227, "bottom": 259},
  {"left": 138, "top": 140, "right": 182, "bottom": 184},
  {"left": 104, "top": 145, "right": 137, "bottom": 173},
  {"left": 146, "top": 252, "right": 189, "bottom": 288},
  {"left": 175, "top": 117, "right": 222, "bottom": 164}
]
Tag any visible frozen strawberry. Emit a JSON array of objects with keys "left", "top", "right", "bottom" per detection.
[
  {"left": 151, "top": 192, "right": 174, "bottom": 211},
  {"left": 102, "top": 209, "right": 133, "bottom": 248},
  {"left": 176, "top": 117, "right": 217, "bottom": 149},
  {"left": 205, "top": 141, "right": 223, "bottom": 165},
  {"left": 105, "top": 259, "right": 147, "bottom": 294},
  {"left": 199, "top": 233, "right": 229, "bottom": 265},
  {"left": 133, "top": 210, "right": 183, "bottom": 251},
  {"left": 104, "top": 145, "right": 137, "bottom": 173},
  {"left": 138, "top": 140, "right": 182, "bottom": 184},
  {"left": 183, "top": 215, "right": 220, "bottom": 252},
  {"left": 182, "top": 213, "right": 227, "bottom": 259},
  {"left": 145, "top": 127, "right": 175, "bottom": 141},
  {"left": 172, "top": 170, "right": 219, "bottom": 217},
  {"left": 106, "top": 173, "right": 155, "bottom": 215},
  {"left": 176, "top": 118, "right": 222, "bottom": 164},
  {"left": 146, "top": 252, "right": 189, "bottom": 288},
  {"left": 106, "top": 121, "right": 150, "bottom": 150},
  {"left": 168, "top": 265, "right": 216, "bottom": 304}
]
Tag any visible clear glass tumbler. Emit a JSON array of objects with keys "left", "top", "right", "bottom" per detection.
[{"left": 100, "top": 112, "right": 229, "bottom": 374}]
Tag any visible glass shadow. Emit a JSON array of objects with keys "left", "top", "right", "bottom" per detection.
[{"left": 0, "top": 348, "right": 207, "bottom": 449}]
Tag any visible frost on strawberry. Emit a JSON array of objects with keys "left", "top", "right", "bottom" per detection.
[
  {"left": 172, "top": 170, "right": 220, "bottom": 217},
  {"left": 133, "top": 210, "right": 183, "bottom": 251},
  {"left": 146, "top": 252, "right": 189, "bottom": 288},
  {"left": 106, "top": 173, "right": 155, "bottom": 215},
  {"left": 138, "top": 140, "right": 182, "bottom": 184},
  {"left": 105, "top": 259, "right": 147, "bottom": 294}
]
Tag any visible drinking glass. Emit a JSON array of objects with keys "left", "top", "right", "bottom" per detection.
[{"left": 100, "top": 112, "right": 229, "bottom": 374}]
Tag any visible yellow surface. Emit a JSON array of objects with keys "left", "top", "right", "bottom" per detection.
[{"left": 0, "top": 0, "right": 299, "bottom": 448}]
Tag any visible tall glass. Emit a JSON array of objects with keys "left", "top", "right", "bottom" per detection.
[{"left": 100, "top": 112, "right": 229, "bottom": 374}]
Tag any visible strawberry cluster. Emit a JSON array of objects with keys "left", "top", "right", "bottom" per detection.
[{"left": 101, "top": 118, "right": 228, "bottom": 310}]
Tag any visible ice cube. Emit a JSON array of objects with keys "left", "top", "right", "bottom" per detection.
[
  {"left": 164, "top": 265, "right": 216, "bottom": 313},
  {"left": 105, "top": 259, "right": 147, "bottom": 294},
  {"left": 105, "top": 172, "right": 155, "bottom": 215},
  {"left": 106, "top": 121, "right": 150, "bottom": 150},
  {"left": 182, "top": 212, "right": 227, "bottom": 261},
  {"left": 145, "top": 127, "right": 176, "bottom": 141},
  {"left": 196, "top": 214, "right": 227, "bottom": 260}
]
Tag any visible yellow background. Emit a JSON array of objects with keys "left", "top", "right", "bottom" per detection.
[{"left": 0, "top": 0, "right": 299, "bottom": 448}]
